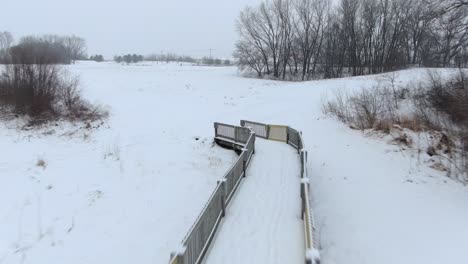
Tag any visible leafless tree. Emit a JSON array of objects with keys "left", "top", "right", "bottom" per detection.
[
  {"left": 0, "top": 31, "right": 14, "bottom": 63},
  {"left": 294, "top": 0, "right": 328, "bottom": 80},
  {"left": 435, "top": 6, "right": 468, "bottom": 66},
  {"left": 234, "top": 40, "right": 266, "bottom": 77},
  {"left": 63, "top": 35, "right": 87, "bottom": 63},
  {"left": 235, "top": 0, "right": 468, "bottom": 80}
]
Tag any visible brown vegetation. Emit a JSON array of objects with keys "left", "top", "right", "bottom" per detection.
[{"left": 323, "top": 71, "right": 468, "bottom": 180}]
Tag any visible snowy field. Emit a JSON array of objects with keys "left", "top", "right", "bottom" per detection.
[{"left": 1, "top": 62, "right": 468, "bottom": 264}]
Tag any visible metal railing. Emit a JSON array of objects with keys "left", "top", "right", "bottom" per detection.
[
  {"left": 169, "top": 120, "right": 319, "bottom": 264},
  {"left": 169, "top": 123, "right": 255, "bottom": 264},
  {"left": 240, "top": 120, "right": 320, "bottom": 264}
]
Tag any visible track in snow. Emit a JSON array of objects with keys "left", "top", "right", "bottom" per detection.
[{"left": 203, "top": 139, "right": 304, "bottom": 264}]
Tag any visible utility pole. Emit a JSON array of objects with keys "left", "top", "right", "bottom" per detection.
[{"left": 209, "top": 48, "right": 215, "bottom": 58}]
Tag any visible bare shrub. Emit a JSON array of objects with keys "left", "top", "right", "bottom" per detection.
[
  {"left": 350, "top": 88, "right": 386, "bottom": 129},
  {"left": 36, "top": 158, "right": 47, "bottom": 169},
  {"left": 424, "top": 72, "right": 467, "bottom": 126},
  {"left": 410, "top": 71, "right": 468, "bottom": 179},
  {"left": 323, "top": 71, "right": 468, "bottom": 180},
  {"left": 323, "top": 85, "right": 397, "bottom": 130},
  {"left": 61, "top": 76, "right": 81, "bottom": 109},
  {"left": 0, "top": 54, "right": 107, "bottom": 125},
  {"left": 321, "top": 89, "right": 352, "bottom": 124}
]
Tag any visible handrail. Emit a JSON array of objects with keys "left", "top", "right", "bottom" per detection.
[
  {"left": 240, "top": 120, "right": 320, "bottom": 264},
  {"left": 169, "top": 123, "right": 255, "bottom": 264},
  {"left": 169, "top": 120, "right": 320, "bottom": 264}
]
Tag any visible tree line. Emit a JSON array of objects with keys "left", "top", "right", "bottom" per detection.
[
  {"left": 145, "top": 53, "right": 197, "bottom": 63},
  {"left": 114, "top": 54, "right": 145, "bottom": 64},
  {"left": 235, "top": 0, "right": 468, "bottom": 80},
  {"left": 0, "top": 32, "right": 87, "bottom": 64},
  {"left": 201, "top": 57, "right": 232, "bottom": 66},
  {"left": 145, "top": 53, "right": 231, "bottom": 65},
  {"left": 89, "top": 54, "right": 104, "bottom": 62}
]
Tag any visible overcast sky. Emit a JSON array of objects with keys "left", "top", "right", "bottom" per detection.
[{"left": 1, "top": 0, "right": 263, "bottom": 59}]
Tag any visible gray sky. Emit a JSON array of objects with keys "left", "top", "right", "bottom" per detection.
[{"left": 1, "top": 0, "right": 263, "bottom": 59}]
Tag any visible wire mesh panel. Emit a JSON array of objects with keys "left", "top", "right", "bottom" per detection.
[
  {"left": 215, "top": 123, "right": 236, "bottom": 141},
  {"left": 224, "top": 153, "right": 245, "bottom": 204},
  {"left": 287, "top": 127, "right": 300, "bottom": 150},
  {"left": 176, "top": 128, "right": 257, "bottom": 264},
  {"left": 268, "top": 125, "right": 288, "bottom": 142},
  {"left": 215, "top": 123, "right": 252, "bottom": 145},
  {"left": 244, "top": 134, "right": 255, "bottom": 165},
  {"left": 236, "top": 127, "right": 251, "bottom": 144},
  {"left": 182, "top": 183, "right": 224, "bottom": 264},
  {"left": 241, "top": 120, "right": 268, "bottom": 138}
]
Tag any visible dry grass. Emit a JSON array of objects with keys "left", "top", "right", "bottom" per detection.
[
  {"left": 36, "top": 158, "right": 47, "bottom": 169},
  {"left": 323, "top": 71, "right": 468, "bottom": 180},
  {"left": 396, "top": 115, "right": 427, "bottom": 132}
]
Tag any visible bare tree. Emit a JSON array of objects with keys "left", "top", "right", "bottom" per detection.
[
  {"left": 237, "top": 6, "right": 271, "bottom": 75},
  {"left": 0, "top": 31, "right": 14, "bottom": 63},
  {"left": 435, "top": 5, "right": 468, "bottom": 66},
  {"left": 235, "top": 0, "right": 468, "bottom": 80},
  {"left": 234, "top": 40, "right": 266, "bottom": 77},
  {"left": 63, "top": 36, "right": 87, "bottom": 63},
  {"left": 294, "top": 0, "right": 329, "bottom": 80}
]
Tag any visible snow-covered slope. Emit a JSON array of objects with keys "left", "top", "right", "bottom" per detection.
[{"left": 0, "top": 62, "right": 467, "bottom": 264}]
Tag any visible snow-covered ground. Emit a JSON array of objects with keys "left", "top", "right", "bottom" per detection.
[{"left": 1, "top": 62, "right": 467, "bottom": 264}]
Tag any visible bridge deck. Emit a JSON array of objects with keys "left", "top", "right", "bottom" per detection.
[{"left": 203, "top": 138, "right": 304, "bottom": 264}]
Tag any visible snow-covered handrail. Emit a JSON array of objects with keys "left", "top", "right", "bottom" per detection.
[
  {"left": 169, "top": 124, "right": 255, "bottom": 264},
  {"left": 240, "top": 120, "right": 320, "bottom": 264}
]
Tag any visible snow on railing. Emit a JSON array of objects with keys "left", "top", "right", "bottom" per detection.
[
  {"left": 169, "top": 123, "right": 255, "bottom": 264},
  {"left": 240, "top": 120, "right": 320, "bottom": 264}
]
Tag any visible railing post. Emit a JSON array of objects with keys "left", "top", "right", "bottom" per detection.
[
  {"left": 300, "top": 182, "right": 305, "bottom": 218},
  {"left": 214, "top": 123, "right": 218, "bottom": 138},
  {"left": 251, "top": 132, "right": 256, "bottom": 155},
  {"left": 169, "top": 248, "right": 186, "bottom": 264},
  {"left": 241, "top": 148, "right": 249, "bottom": 178},
  {"left": 300, "top": 150, "right": 305, "bottom": 178},
  {"left": 243, "top": 159, "right": 247, "bottom": 178},
  {"left": 221, "top": 195, "right": 226, "bottom": 217},
  {"left": 219, "top": 180, "right": 226, "bottom": 217}
]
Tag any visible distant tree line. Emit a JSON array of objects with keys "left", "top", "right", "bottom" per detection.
[
  {"left": 137, "top": 53, "right": 232, "bottom": 66},
  {"left": 89, "top": 54, "right": 104, "bottom": 62},
  {"left": 145, "top": 53, "right": 197, "bottom": 63},
  {"left": 0, "top": 33, "right": 87, "bottom": 64},
  {"left": 114, "top": 54, "right": 144, "bottom": 64},
  {"left": 235, "top": 0, "right": 468, "bottom": 80},
  {"left": 201, "top": 57, "right": 232, "bottom": 66}
]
